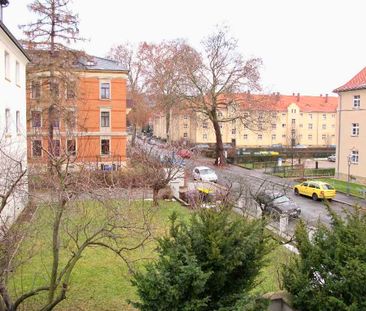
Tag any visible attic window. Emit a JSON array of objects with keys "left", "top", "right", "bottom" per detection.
[{"left": 86, "top": 60, "right": 96, "bottom": 66}]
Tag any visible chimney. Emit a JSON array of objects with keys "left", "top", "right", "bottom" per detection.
[
  {"left": 0, "top": 0, "right": 9, "bottom": 22},
  {"left": 292, "top": 92, "right": 295, "bottom": 96},
  {"left": 325, "top": 94, "right": 328, "bottom": 103},
  {"left": 320, "top": 94, "right": 323, "bottom": 97},
  {"left": 276, "top": 92, "right": 280, "bottom": 96},
  {"left": 296, "top": 93, "right": 300, "bottom": 102}
]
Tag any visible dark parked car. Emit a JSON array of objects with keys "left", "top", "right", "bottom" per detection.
[{"left": 257, "top": 190, "right": 301, "bottom": 218}]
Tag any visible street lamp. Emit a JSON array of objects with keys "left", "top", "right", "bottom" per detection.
[{"left": 347, "top": 153, "right": 352, "bottom": 196}]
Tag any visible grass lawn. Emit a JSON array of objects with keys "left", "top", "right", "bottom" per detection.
[
  {"left": 318, "top": 178, "right": 366, "bottom": 198},
  {"left": 10, "top": 200, "right": 291, "bottom": 310}
]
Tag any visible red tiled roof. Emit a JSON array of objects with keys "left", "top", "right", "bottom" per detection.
[
  {"left": 232, "top": 93, "right": 338, "bottom": 112},
  {"left": 333, "top": 67, "right": 366, "bottom": 93}
]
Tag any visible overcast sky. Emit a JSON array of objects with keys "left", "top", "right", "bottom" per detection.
[{"left": 2, "top": 0, "right": 366, "bottom": 96}]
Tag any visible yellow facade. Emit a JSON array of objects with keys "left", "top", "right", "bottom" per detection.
[{"left": 152, "top": 95, "right": 337, "bottom": 148}]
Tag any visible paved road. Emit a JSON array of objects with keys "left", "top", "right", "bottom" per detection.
[{"left": 187, "top": 156, "right": 365, "bottom": 228}]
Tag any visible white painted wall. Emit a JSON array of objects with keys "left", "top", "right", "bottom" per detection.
[{"left": 0, "top": 25, "right": 29, "bottom": 227}]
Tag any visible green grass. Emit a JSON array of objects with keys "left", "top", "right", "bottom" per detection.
[
  {"left": 10, "top": 200, "right": 290, "bottom": 310},
  {"left": 318, "top": 178, "right": 366, "bottom": 198}
]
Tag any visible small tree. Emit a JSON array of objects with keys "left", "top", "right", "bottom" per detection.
[
  {"left": 131, "top": 207, "right": 269, "bottom": 310},
  {"left": 282, "top": 207, "right": 366, "bottom": 311}
]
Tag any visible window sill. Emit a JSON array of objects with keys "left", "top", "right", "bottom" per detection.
[
  {"left": 5, "top": 134, "right": 11, "bottom": 138},
  {"left": 100, "top": 154, "right": 111, "bottom": 157},
  {"left": 350, "top": 135, "right": 359, "bottom": 137},
  {"left": 100, "top": 98, "right": 111, "bottom": 101},
  {"left": 5, "top": 77, "right": 11, "bottom": 82}
]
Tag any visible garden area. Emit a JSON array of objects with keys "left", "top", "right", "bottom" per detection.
[
  {"left": 8, "top": 200, "right": 292, "bottom": 311},
  {"left": 317, "top": 178, "right": 366, "bottom": 198}
]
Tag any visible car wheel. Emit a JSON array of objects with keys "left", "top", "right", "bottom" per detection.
[
  {"left": 294, "top": 188, "right": 299, "bottom": 195},
  {"left": 312, "top": 193, "right": 318, "bottom": 201}
]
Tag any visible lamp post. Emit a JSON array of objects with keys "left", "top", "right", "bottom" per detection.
[{"left": 347, "top": 154, "right": 352, "bottom": 196}]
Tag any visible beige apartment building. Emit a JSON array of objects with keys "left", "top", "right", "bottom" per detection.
[
  {"left": 153, "top": 94, "right": 338, "bottom": 148},
  {"left": 334, "top": 67, "right": 366, "bottom": 184}
]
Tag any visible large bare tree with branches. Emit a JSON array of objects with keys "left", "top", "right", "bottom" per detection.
[{"left": 180, "top": 26, "right": 276, "bottom": 165}]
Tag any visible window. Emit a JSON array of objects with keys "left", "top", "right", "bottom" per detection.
[
  {"left": 67, "top": 139, "right": 76, "bottom": 156},
  {"left": 332, "top": 114, "right": 335, "bottom": 118},
  {"left": 282, "top": 113, "right": 286, "bottom": 117},
  {"left": 65, "top": 110, "right": 76, "bottom": 130},
  {"left": 31, "top": 81, "right": 41, "bottom": 99},
  {"left": 258, "top": 134, "right": 262, "bottom": 140},
  {"left": 322, "top": 114, "right": 326, "bottom": 120},
  {"left": 322, "top": 134, "right": 326, "bottom": 140},
  {"left": 218, "top": 112, "right": 223, "bottom": 117},
  {"left": 322, "top": 124, "right": 326, "bottom": 130},
  {"left": 183, "top": 132, "right": 188, "bottom": 138},
  {"left": 243, "top": 134, "right": 248, "bottom": 140},
  {"left": 299, "top": 124, "right": 303, "bottom": 128},
  {"left": 271, "top": 124, "right": 276, "bottom": 130},
  {"left": 52, "top": 112, "right": 60, "bottom": 129},
  {"left": 183, "top": 115, "right": 188, "bottom": 120},
  {"left": 291, "top": 108, "right": 296, "bottom": 113},
  {"left": 16, "top": 111, "right": 20, "bottom": 134},
  {"left": 5, "top": 109, "right": 10, "bottom": 134},
  {"left": 32, "top": 111, "right": 42, "bottom": 128},
  {"left": 66, "top": 81, "right": 76, "bottom": 99},
  {"left": 308, "top": 123, "right": 313, "bottom": 130},
  {"left": 308, "top": 134, "right": 312, "bottom": 140},
  {"left": 202, "top": 122, "right": 208, "bottom": 129},
  {"left": 271, "top": 112, "right": 277, "bottom": 118},
  {"left": 52, "top": 140, "right": 61, "bottom": 157},
  {"left": 282, "top": 123, "right": 286, "bottom": 128},
  {"left": 271, "top": 134, "right": 276, "bottom": 140},
  {"left": 4, "top": 51, "right": 10, "bottom": 80},
  {"left": 353, "top": 95, "right": 360, "bottom": 109},
  {"left": 232, "top": 128, "right": 236, "bottom": 135},
  {"left": 49, "top": 82, "right": 59, "bottom": 98},
  {"left": 101, "top": 111, "right": 110, "bottom": 128},
  {"left": 300, "top": 113, "right": 303, "bottom": 117},
  {"left": 15, "top": 61, "right": 20, "bottom": 85},
  {"left": 332, "top": 124, "right": 335, "bottom": 129},
  {"left": 203, "top": 134, "right": 208, "bottom": 140},
  {"left": 32, "top": 140, "right": 42, "bottom": 157},
  {"left": 101, "top": 138, "right": 110, "bottom": 155},
  {"left": 282, "top": 134, "right": 286, "bottom": 138},
  {"left": 308, "top": 113, "right": 312, "bottom": 119},
  {"left": 183, "top": 123, "right": 188, "bottom": 129},
  {"left": 351, "top": 150, "right": 359, "bottom": 164},
  {"left": 100, "top": 82, "right": 111, "bottom": 99},
  {"left": 352, "top": 123, "right": 359, "bottom": 136},
  {"left": 291, "top": 118, "right": 296, "bottom": 125}
]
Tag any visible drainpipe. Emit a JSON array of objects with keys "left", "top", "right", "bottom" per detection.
[{"left": 336, "top": 93, "right": 342, "bottom": 178}]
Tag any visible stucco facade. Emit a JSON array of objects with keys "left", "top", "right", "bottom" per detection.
[
  {"left": 27, "top": 57, "right": 128, "bottom": 170},
  {"left": 153, "top": 94, "right": 337, "bottom": 148},
  {"left": 334, "top": 68, "right": 366, "bottom": 185},
  {"left": 0, "top": 21, "right": 30, "bottom": 226}
]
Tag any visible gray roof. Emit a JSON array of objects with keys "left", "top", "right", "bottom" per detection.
[
  {"left": 79, "top": 56, "right": 128, "bottom": 72},
  {"left": 0, "top": 20, "right": 31, "bottom": 61}
]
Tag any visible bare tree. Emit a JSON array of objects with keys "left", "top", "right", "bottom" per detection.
[
  {"left": 108, "top": 43, "right": 150, "bottom": 146},
  {"left": 140, "top": 40, "right": 188, "bottom": 142},
  {"left": 21, "top": 0, "right": 85, "bottom": 167},
  {"left": 180, "top": 26, "right": 276, "bottom": 165}
]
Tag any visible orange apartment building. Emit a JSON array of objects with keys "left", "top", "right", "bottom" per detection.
[{"left": 27, "top": 56, "right": 128, "bottom": 170}]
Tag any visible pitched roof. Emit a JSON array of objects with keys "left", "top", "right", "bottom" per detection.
[
  {"left": 79, "top": 56, "right": 128, "bottom": 72},
  {"left": 232, "top": 93, "right": 338, "bottom": 113},
  {"left": 0, "top": 20, "right": 31, "bottom": 61},
  {"left": 333, "top": 67, "right": 366, "bottom": 93}
]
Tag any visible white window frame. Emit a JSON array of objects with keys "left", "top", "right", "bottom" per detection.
[
  {"left": 322, "top": 134, "right": 326, "bottom": 140},
  {"left": 352, "top": 123, "right": 359, "bottom": 136},
  {"left": 308, "top": 123, "right": 313, "bottom": 130},
  {"left": 31, "top": 81, "right": 41, "bottom": 99},
  {"left": 308, "top": 134, "right": 312, "bottom": 140},
  {"left": 271, "top": 134, "right": 276, "bottom": 140},
  {"left": 322, "top": 124, "right": 326, "bottom": 130},
  {"left": 351, "top": 150, "right": 359, "bottom": 164},
  {"left": 243, "top": 134, "right": 248, "bottom": 140},
  {"left": 322, "top": 114, "right": 326, "bottom": 120},
  {"left": 183, "top": 132, "right": 188, "bottom": 138},
  {"left": 32, "top": 139, "right": 42, "bottom": 157},
  {"left": 100, "top": 137, "right": 111, "bottom": 156},
  {"left": 203, "top": 133, "right": 208, "bottom": 140},
  {"left": 100, "top": 80, "right": 111, "bottom": 100},
  {"left": 100, "top": 108, "right": 111, "bottom": 131},
  {"left": 52, "top": 139, "right": 61, "bottom": 157},
  {"left": 4, "top": 51, "right": 10, "bottom": 81},
  {"left": 5, "top": 108, "right": 10, "bottom": 134},
  {"left": 353, "top": 95, "right": 360, "bottom": 109},
  {"left": 67, "top": 138, "right": 77, "bottom": 156},
  {"left": 16, "top": 110, "right": 21, "bottom": 134},
  {"left": 15, "top": 61, "right": 20, "bottom": 86},
  {"left": 31, "top": 110, "right": 42, "bottom": 128},
  {"left": 258, "top": 134, "right": 263, "bottom": 140},
  {"left": 183, "top": 123, "right": 188, "bottom": 129}
]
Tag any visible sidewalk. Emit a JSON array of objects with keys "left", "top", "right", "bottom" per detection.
[{"left": 191, "top": 156, "right": 366, "bottom": 208}]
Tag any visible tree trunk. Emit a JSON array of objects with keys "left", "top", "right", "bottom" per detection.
[
  {"left": 165, "top": 107, "right": 171, "bottom": 143},
  {"left": 212, "top": 118, "right": 225, "bottom": 166},
  {"left": 152, "top": 188, "right": 159, "bottom": 206},
  {"left": 131, "top": 124, "right": 137, "bottom": 147}
]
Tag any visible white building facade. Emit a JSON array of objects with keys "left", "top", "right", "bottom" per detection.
[{"left": 0, "top": 20, "right": 30, "bottom": 227}]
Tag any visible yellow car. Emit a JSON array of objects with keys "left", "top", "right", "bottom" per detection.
[{"left": 294, "top": 181, "right": 336, "bottom": 201}]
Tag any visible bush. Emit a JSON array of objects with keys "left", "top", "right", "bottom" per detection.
[{"left": 131, "top": 208, "right": 270, "bottom": 311}]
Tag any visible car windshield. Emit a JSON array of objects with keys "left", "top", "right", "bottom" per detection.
[
  {"left": 273, "top": 196, "right": 290, "bottom": 204},
  {"left": 200, "top": 169, "right": 214, "bottom": 175},
  {"left": 322, "top": 184, "right": 334, "bottom": 190}
]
